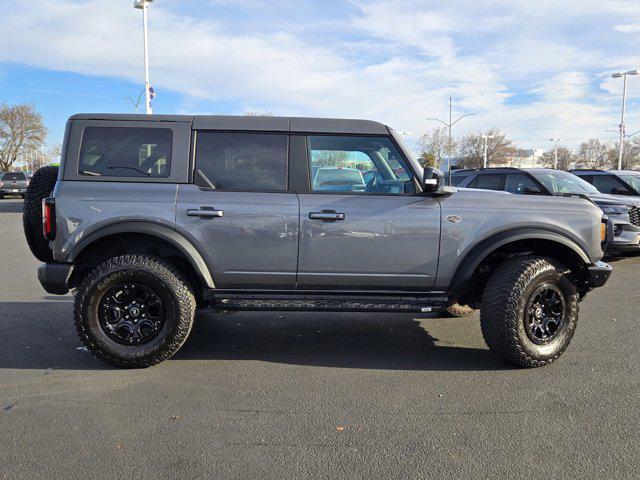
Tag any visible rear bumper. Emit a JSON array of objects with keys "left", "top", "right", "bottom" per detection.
[
  {"left": 586, "top": 261, "right": 612, "bottom": 289},
  {"left": 38, "top": 263, "right": 74, "bottom": 295},
  {"left": 0, "top": 188, "right": 26, "bottom": 194}
]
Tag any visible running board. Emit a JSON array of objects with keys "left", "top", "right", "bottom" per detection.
[{"left": 206, "top": 292, "right": 448, "bottom": 313}]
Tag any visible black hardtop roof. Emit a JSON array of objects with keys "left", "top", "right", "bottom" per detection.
[
  {"left": 571, "top": 169, "right": 640, "bottom": 175},
  {"left": 453, "top": 167, "right": 564, "bottom": 174},
  {"left": 69, "top": 114, "right": 390, "bottom": 135}
]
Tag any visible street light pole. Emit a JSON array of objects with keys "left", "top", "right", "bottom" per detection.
[
  {"left": 549, "top": 138, "right": 563, "bottom": 169},
  {"left": 426, "top": 97, "right": 476, "bottom": 179},
  {"left": 134, "top": 0, "right": 154, "bottom": 114},
  {"left": 612, "top": 69, "right": 638, "bottom": 170},
  {"left": 482, "top": 134, "right": 494, "bottom": 168}
]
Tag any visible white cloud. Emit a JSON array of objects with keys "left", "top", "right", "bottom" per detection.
[
  {"left": 0, "top": 0, "right": 638, "bottom": 149},
  {"left": 615, "top": 23, "right": 640, "bottom": 33}
]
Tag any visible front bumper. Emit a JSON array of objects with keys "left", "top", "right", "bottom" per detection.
[
  {"left": 38, "top": 263, "right": 74, "bottom": 295},
  {"left": 586, "top": 261, "right": 612, "bottom": 289}
]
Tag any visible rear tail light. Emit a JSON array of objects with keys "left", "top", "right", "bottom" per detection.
[{"left": 42, "top": 197, "right": 56, "bottom": 240}]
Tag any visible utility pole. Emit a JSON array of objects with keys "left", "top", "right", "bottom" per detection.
[
  {"left": 612, "top": 69, "right": 638, "bottom": 170},
  {"left": 427, "top": 97, "right": 476, "bottom": 181},
  {"left": 549, "top": 138, "right": 563, "bottom": 169},
  {"left": 482, "top": 134, "right": 495, "bottom": 168},
  {"left": 134, "top": 0, "right": 155, "bottom": 114}
]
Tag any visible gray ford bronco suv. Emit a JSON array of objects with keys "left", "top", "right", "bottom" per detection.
[{"left": 24, "top": 114, "right": 612, "bottom": 369}]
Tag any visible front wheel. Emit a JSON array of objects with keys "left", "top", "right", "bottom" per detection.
[
  {"left": 480, "top": 256, "right": 579, "bottom": 368},
  {"left": 74, "top": 255, "right": 196, "bottom": 368}
]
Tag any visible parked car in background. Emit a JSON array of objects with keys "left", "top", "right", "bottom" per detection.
[
  {"left": 449, "top": 167, "right": 640, "bottom": 254},
  {"left": 312, "top": 166, "right": 366, "bottom": 191},
  {"left": 0, "top": 171, "right": 29, "bottom": 199},
  {"left": 570, "top": 170, "right": 640, "bottom": 197}
]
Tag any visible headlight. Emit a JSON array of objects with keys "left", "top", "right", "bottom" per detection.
[{"left": 601, "top": 205, "right": 630, "bottom": 215}]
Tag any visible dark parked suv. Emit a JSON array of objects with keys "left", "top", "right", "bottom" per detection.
[
  {"left": 570, "top": 169, "right": 640, "bottom": 197},
  {"left": 449, "top": 167, "right": 640, "bottom": 253},
  {"left": 24, "top": 114, "right": 611, "bottom": 369}
]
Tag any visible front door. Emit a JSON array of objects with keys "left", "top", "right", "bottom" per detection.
[
  {"left": 297, "top": 135, "right": 441, "bottom": 290},
  {"left": 176, "top": 131, "right": 299, "bottom": 289}
]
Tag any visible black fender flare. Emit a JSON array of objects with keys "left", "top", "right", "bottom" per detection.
[
  {"left": 449, "top": 227, "right": 591, "bottom": 293},
  {"left": 68, "top": 221, "right": 215, "bottom": 288}
]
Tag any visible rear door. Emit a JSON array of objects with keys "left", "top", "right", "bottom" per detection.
[
  {"left": 296, "top": 134, "right": 441, "bottom": 290},
  {"left": 175, "top": 131, "right": 299, "bottom": 289}
]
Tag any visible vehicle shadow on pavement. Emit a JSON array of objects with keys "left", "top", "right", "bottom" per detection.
[
  {"left": 0, "top": 302, "right": 505, "bottom": 371},
  {"left": 176, "top": 311, "right": 507, "bottom": 372},
  {"left": 0, "top": 200, "right": 23, "bottom": 214}
]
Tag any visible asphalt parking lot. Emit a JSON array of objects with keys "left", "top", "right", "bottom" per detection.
[{"left": 0, "top": 197, "right": 639, "bottom": 480}]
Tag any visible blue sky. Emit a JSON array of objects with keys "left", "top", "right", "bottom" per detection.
[{"left": 1, "top": 0, "right": 640, "bottom": 151}]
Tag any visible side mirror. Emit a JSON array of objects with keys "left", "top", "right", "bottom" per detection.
[
  {"left": 523, "top": 186, "right": 542, "bottom": 195},
  {"left": 422, "top": 167, "right": 444, "bottom": 193},
  {"left": 612, "top": 187, "right": 630, "bottom": 195}
]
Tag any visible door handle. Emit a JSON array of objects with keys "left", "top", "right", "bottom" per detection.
[
  {"left": 187, "top": 207, "right": 224, "bottom": 218},
  {"left": 309, "top": 211, "right": 345, "bottom": 221}
]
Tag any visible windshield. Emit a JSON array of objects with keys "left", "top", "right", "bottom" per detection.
[
  {"left": 619, "top": 174, "right": 640, "bottom": 192},
  {"left": 2, "top": 172, "right": 26, "bottom": 181},
  {"left": 530, "top": 170, "right": 599, "bottom": 195}
]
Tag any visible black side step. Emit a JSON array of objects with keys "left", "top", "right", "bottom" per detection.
[{"left": 206, "top": 291, "right": 448, "bottom": 313}]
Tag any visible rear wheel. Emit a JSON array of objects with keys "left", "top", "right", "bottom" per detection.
[
  {"left": 480, "top": 256, "right": 579, "bottom": 368},
  {"left": 74, "top": 255, "right": 196, "bottom": 368},
  {"left": 23, "top": 166, "right": 59, "bottom": 262}
]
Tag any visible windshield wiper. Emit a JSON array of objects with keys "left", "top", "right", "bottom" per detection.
[
  {"left": 79, "top": 170, "right": 100, "bottom": 176},
  {"left": 107, "top": 165, "right": 150, "bottom": 176}
]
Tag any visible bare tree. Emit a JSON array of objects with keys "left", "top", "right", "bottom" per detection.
[
  {"left": 540, "top": 146, "right": 575, "bottom": 170},
  {"left": 48, "top": 142, "right": 62, "bottom": 158},
  {"left": 605, "top": 138, "right": 640, "bottom": 170},
  {"left": 417, "top": 127, "right": 452, "bottom": 168},
  {"left": 458, "top": 128, "right": 516, "bottom": 169},
  {"left": 243, "top": 111, "right": 274, "bottom": 117},
  {"left": 577, "top": 139, "right": 609, "bottom": 169},
  {"left": 0, "top": 102, "right": 48, "bottom": 171}
]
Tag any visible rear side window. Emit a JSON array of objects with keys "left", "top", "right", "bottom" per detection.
[
  {"left": 194, "top": 132, "right": 288, "bottom": 191},
  {"left": 2, "top": 172, "right": 26, "bottom": 181},
  {"left": 79, "top": 127, "right": 172, "bottom": 178},
  {"left": 450, "top": 174, "right": 468, "bottom": 186}
]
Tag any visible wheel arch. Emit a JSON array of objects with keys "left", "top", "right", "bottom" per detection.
[
  {"left": 450, "top": 227, "right": 592, "bottom": 302},
  {"left": 68, "top": 221, "right": 215, "bottom": 290}
]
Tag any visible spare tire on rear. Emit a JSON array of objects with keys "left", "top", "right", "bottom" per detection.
[{"left": 23, "top": 166, "right": 59, "bottom": 262}]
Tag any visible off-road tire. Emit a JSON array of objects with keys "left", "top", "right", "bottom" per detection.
[
  {"left": 442, "top": 302, "right": 475, "bottom": 318},
  {"left": 74, "top": 255, "right": 196, "bottom": 368},
  {"left": 480, "top": 256, "right": 579, "bottom": 368},
  {"left": 23, "top": 166, "right": 59, "bottom": 262}
]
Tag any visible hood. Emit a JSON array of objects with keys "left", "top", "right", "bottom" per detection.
[{"left": 586, "top": 192, "right": 640, "bottom": 207}]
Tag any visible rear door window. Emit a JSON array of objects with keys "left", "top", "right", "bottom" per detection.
[
  {"left": 467, "top": 173, "right": 503, "bottom": 191},
  {"left": 79, "top": 127, "right": 172, "bottom": 178},
  {"left": 194, "top": 132, "right": 288, "bottom": 191}
]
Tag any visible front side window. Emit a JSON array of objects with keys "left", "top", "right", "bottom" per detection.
[
  {"left": 592, "top": 174, "right": 633, "bottom": 195},
  {"left": 79, "top": 127, "right": 172, "bottom": 178},
  {"left": 195, "top": 132, "right": 288, "bottom": 191},
  {"left": 449, "top": 174, "right": 468, "bottom": 186},
  {"left": 505, "top": 173, "right": 542, "bottom": 194},
  {"left": 308, "top": 135, "right": 413, "bottom": 194}
]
